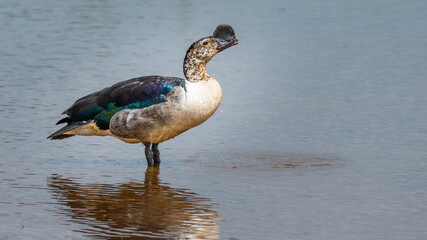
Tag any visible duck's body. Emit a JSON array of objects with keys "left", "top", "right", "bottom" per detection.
[
  {"left": 109, "top": 77, "right": 222, "bottom": 144},
  {"left": 48, "top": 24, "right": 237, "bottom": 166}
]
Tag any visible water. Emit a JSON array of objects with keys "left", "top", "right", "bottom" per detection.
[{"left": 1, "top": 0, "right": 426, "bottom": 239}]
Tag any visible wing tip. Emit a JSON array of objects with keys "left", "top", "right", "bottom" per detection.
[{"left": 56, "top": 117, "right": 71, "bottom": 125}]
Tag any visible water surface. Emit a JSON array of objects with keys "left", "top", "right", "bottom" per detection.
[{"left": 1, "top": 0, "right": 426, "bottom": 239}]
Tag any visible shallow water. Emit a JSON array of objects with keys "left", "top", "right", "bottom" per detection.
[{"left": 1, "top": 0, "right": 426, "bottom": 239}]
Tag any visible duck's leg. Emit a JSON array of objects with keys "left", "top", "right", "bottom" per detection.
[
  {"left": 152, "top": 143, "right": 160, "bottom": 166},
  {"left": 144, "top": 143, "right": 154, "bottom": 166}
]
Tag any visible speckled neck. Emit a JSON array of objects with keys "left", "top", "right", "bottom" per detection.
[
  {"left": 183, "top": 40, "right": 217, "bottom": 82},
  {"left": 183, "top": 59, "right": 210, "bottom": 82}
]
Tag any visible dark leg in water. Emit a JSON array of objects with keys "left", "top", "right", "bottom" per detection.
[
  {"left": 144, "top": 143, "right": 153, "bottom": 166},
  {"left": 152, "top": 143, "right": 160, "bottom": 166}
]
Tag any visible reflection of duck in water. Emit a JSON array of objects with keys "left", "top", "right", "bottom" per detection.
[
  {"left": 48, "top": 24, "right": 238, "bottom": 166},
  {"left": 47, "top": 167, "right": 219, "bottom": 239}
]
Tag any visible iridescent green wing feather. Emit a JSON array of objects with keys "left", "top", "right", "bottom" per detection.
[{"left": 58, "top": 75, "right": 185, "bottom": 129}]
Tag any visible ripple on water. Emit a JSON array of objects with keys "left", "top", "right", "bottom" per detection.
[{"left": 194, "top": 152, "right": 341, "bottom": 170}]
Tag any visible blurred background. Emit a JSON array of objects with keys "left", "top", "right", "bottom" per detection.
[{"left": 1, "top": 0, "right": 426, "bottom": 239}]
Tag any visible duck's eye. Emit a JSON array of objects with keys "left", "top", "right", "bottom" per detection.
[{"left": 202, "top": 41, "right": 209, "bottom": 45}]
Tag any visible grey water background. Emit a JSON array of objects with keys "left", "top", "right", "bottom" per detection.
[{"left": 1, "top": 0, "right": 426, "bottom": 239}]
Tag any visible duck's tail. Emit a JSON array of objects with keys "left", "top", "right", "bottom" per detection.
[{"left": 47, "top": 119, "right": 90, "bottom": 140}]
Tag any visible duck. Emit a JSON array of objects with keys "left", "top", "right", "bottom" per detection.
[{"left": 48, "top": 24, "right": 238, "bottom": 166}]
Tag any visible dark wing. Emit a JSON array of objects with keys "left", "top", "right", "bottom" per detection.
[{"left": 58, "top": 75, "right": 186, "bottom": 129}]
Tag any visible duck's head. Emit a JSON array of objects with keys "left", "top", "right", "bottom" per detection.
[
  {"left": 186, "top": 24, "right": 238, "bottom": 62},
  {"left": 213, "top": 24, "right": 239, "bottom": 53},
  {"left": 184, "top": 24, "right": 238, "bottom": 81}
]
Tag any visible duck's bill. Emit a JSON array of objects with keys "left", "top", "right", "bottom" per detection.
[{"left": 216, "top": 38, "right": 239, "bottom": 52}]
